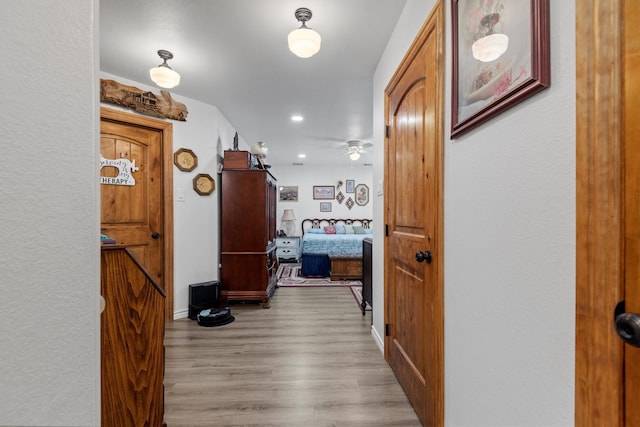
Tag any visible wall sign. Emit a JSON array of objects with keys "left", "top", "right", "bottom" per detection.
[{"left": 100, "top": 155, "right": 139, "bottom": 186}]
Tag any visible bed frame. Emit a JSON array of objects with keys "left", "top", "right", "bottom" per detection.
[{"left": 299, "top": 218, "right": 373, "bottom": 278}]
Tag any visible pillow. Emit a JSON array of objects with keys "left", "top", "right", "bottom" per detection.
[
  {"left": 344, "top": 225, "right": 355, "bottom": 234},
  {"left": 307, "top": 228, "right": 325, "bottom": 234},
  {"left": 353, "top": 226, "right": 366, "bottom": 234},
  {"left": 364, "top": 228, "right": 373, "bottom": 234},
  {"left": 334, "top": 225, "right": 346, "bottom": 234},
  {"left": 324, "top": 225, "right": 337, "bottom": 234}
]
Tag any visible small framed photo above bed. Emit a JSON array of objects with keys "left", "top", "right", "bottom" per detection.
[
  {"left": 313, "top": 185, "right": 335, "bottom": 200},
  {"left": 355, "top": 184, "right": 369, "bottom": 206},
  {"left": 319, "top": 202, "right": 332, "bottom": 212},
  {"left": 345, "top": 180, "right": 355, "bottom": 193},
  {"left": 279, "top": 186, "right": 298, "bottom": 202}
]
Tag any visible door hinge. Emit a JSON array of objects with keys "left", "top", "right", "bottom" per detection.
[
  {"left": 385, "top": 125, "right": 389, "bottom": 138},
  {"left": 385, "top": 323, "right": 390, "bottom": 336},
  {"left": 385, "top": 224, "right": 389, "bottom": 236}
]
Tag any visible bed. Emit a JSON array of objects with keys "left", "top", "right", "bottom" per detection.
[{"left": 298, "top": 218, "right": 373, "bottom": 278}]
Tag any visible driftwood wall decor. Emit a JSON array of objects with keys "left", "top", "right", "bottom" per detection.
[{"left": 100, "top": 79, "right": 188, "bottom": 121}]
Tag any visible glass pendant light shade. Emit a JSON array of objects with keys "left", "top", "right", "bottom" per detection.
[
  {"left": 149, "top": 65, "right": 180, "bottom": 88},
  {"left": 472, "top": 33, "right": 509, "bottom": 62},
  {"left": 149, "top": 50, "right": 180, "bottom": 88},
  {"left": 288, "top": 27, "right": 321, "bottom": 58},
  {"left": 349, "top": 151, "right": 361, "bottom": 161}
]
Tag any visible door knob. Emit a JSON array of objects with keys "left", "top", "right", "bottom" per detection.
[
  {"left": 615, "top": 312, "right": 640, "bottom": 347},
  {"left": 415, "top": 250, "right": 432, "bottom": 264},
  {"left": 151, "top": 232, "right": 160, "bottom": 239}
]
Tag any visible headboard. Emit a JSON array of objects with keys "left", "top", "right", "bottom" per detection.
[{"left": 301, "top": 218, "right": 373, "bottom": 235}]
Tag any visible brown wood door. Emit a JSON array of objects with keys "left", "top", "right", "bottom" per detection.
[
  {"left": 623, "top": 0, "right": 640, "bottom": 422},
  {"left": 384, "top": 3, "right": 443, "bottom": 426},
  {"left": 100, "top": 108, "right": 174, "bottom": 318}
]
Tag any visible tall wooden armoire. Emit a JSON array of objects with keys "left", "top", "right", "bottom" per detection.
[{"left": 220, "top": 151, "right": 278, "bottom": 308}]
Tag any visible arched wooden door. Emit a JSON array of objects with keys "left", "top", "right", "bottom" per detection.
[
  {"left": 100, "top": 107, "right": 174, "bottom": 319},
  {"left": 384, "top": 2, "right": 444, "bottom": 425}
]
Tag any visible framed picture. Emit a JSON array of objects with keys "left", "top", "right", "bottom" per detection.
[
  {"left": 279, "top": 186, "right": 299, "bottom": 202},
  {"left": 320, "top": 202, "right": 332, "bottom": 212},
  {"left": 345, "top": 179, "right": 355, "bottom": 193},
  {"left": 313, "top": 185, "right": 335, "bottom": 200},
  {"left": 450, "top": 0, "right": 550, "bottom": 138},
  {"left": 355, "top": 184, "right": 369, "bottom": 206}
]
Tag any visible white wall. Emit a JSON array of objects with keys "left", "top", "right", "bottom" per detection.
[
  {"left": 0, "top": 2, "right": 101, "bottom": 425},
  {"left": 374, "top": 1, "right": 576, "bottom": 426},
  {"left": 274, "top": 165, "right": 373, "bottom": 234}
]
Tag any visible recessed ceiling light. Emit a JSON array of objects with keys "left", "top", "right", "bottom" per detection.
[
  {"left": 291, "top": 115, "right": 303, "bottom": 122},
  {"left": 298, "top": 154, "right": 306, "bottom": 158}
]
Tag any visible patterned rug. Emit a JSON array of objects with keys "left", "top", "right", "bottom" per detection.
[
  {"left": 276, "top": 263, "right": 361, "bottom": 287},
  {"left": 350, "top": 285, "right": 372, "bottom": 312}
]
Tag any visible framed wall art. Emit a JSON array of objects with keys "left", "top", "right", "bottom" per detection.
[
  {"left": 450, "top": 0, "right": 550, "bottom": 138},
  {"left": 355, "top": 184, "right": 369, "bottom": 206},
  {"left": 320, "top": 202, "right": 332, "bottom": 212},
  {"left": 279, "top": 186, "right": 299, "bottom": 202},
  {"left": 345, "top": 179, "right": 355, "bottom": 193},
  {"left": 313, "top": 185, "right": 335, "bottom": 200}
]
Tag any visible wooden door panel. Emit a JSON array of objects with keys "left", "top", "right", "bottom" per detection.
[{"left": 384, "top": 3, "right": 443, "bottom": 426}]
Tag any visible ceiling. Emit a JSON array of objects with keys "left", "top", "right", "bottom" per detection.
[{"left": 100, "top": 0, "right": 407, "bottom": 167}]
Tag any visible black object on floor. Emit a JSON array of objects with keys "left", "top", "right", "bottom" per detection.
[
  {"left": 196, "top": 307, "right": 235, "bottom": 327},
  {"left": 188, "top": 281, "right": 221, "bottom": 320}
]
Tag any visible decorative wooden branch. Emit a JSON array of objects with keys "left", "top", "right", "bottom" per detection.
[{"left": 100, "top": 79, "right": 188, "bottom": 121}]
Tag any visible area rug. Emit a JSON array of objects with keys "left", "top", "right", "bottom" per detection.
[
  {"left": 277, "top": 263, "right": 361, "bottom": 287},
  {"left": 350, "top": 286, "right": 372, "bottom": 312}
]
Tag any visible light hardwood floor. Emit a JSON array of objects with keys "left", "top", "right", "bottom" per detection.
[{"left": 164, "top": 286, "right": 422, "bottom": 427}]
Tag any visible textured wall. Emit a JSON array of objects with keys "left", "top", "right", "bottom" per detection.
[{"left": 0, "top": 1, "right": 100, "bottom": 426}]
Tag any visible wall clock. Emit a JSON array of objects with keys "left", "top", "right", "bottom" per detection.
[
  {"left": 173, "top": 148, "right": 198, "bottom": 172},
  {"left": 193, "top": 173, "right": 215, "bottom": 195}
]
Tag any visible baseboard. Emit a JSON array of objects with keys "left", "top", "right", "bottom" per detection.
[
  {"left": 174, "top": 309, "right": 189, "bottom": 320},
  {"left": 371, "top": 324, "right": 384, "bottom": 355}
]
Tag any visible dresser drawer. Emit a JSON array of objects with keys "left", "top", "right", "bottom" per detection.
[
  {"left": 276, "top": 247, "right": 298, "bottom": 258},
  {"left": 276, "top": 237, "right": 299, "bottom": 248}
]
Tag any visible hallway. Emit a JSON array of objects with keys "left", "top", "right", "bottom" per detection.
[{"left": 164, "top": 286, "right": 421, "bottom": 426}]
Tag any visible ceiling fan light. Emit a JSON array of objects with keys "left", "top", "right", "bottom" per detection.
[
  {"left": 288, "top": 27, "right": 321, "bottom": 58},
  {"left": 349, "top": 151, "right": 360, "bottom": 161},
  {"left": 472, "top": 33, "right": 509, "bottom": 62}
]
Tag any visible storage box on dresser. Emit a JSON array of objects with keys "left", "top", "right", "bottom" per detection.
[
  {"left": 221, "top": 151, "right": 277, "bottom": 308},
  {"left": 276, "top": 236, "right": 299, "bottom": 262}
]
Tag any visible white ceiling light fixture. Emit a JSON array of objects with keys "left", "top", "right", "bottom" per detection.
[
  {"left": 472, "top": 13, "right": 509, "bottom": 62},
  {"left": 288, "top": 8, "right": 321, "bottom": 58},
  {"left": 149, "top": 49, "right": 180, "bottom": 88},
  {"left": 349, "top": 150, "right": 361, "bottom": 161}
]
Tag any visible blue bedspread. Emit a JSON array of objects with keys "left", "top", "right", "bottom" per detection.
[{"left": 299, "top": 233, "right": 369, "bottom": 257}]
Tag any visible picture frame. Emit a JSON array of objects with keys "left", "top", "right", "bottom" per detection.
[
  {"left": 279, "top": 186, "right": 299, "bottom": 202},
  {"left": 320, "top": 202, "right": 332, "bottom": 212},
  {"left": 345, "top": 179, "right": 355, "bottom": 193},
  {"left": 313, "top": 185, "right": 335, "bottom": 200},
  {"left": 450, "top": 0, "right": 550, "bottom": 138},
  {"left": 355, "top": 184, "right": 369, "bottom": 206}
]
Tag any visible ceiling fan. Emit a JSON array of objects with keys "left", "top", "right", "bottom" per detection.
[{"left": 331, "top": 140, "right": 373, "bottom": 160}]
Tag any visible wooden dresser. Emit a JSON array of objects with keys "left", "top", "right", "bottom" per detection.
[{"left": 221, "top": 151, "right": 278, "bottom": 308}]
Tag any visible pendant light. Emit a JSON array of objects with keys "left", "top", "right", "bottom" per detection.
[
  {"left": 149, "top": 49, "right": 180, "bottom": 88},
  {"left": 288, "top": 8, "right": 321, "bottom": 58},
  {"left": 472, "top": 13, "right": 509, "bottom": 62}
]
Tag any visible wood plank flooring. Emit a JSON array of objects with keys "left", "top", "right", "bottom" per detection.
[{"left": 164, "top": 286, "right": 422, "bottom": 427}]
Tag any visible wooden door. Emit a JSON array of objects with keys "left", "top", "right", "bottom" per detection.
[
  {"left": 100, "top": 107, "right": 174, "bottom": 319},
  {"left": 384, "top": 2, "right": 443, "bottom": 426},
  {"left": 623, "top": 0, "right": 640, "bottom": 422},
  {"left": 576, "top": 1, "right": 640, "bottom": 425}
]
